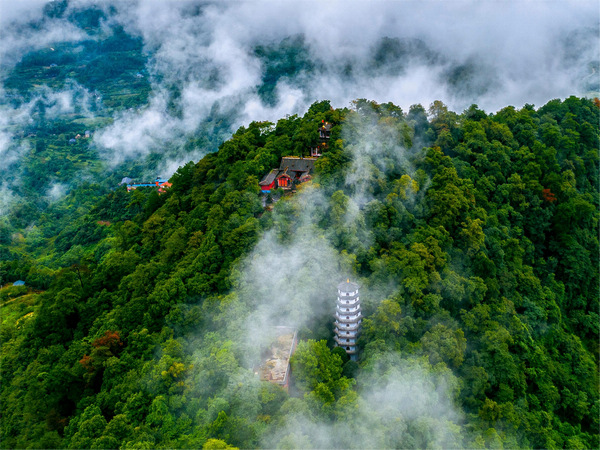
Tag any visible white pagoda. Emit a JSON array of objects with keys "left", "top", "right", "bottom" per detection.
[{"left": 334, "top": 279, "right": 361, "bottom": 361}]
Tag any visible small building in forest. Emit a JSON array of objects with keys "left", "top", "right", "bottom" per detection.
[
  {"left": 258, "top": 157, "right": 317, "bottom": 192},
  {"left": 276, "top": 157, "right": 316, "bottom": 189},
  {"left": 155, "top": 178, "right": 172, "bottom": 193},
  {"left": 276, "top": 168, "right": 293, "bottom": 189},
  {"left": 309, "top": 121, "right": 332, "bottom": 156},
  {"left": 258, "top": 169, "right": 279, "bottom": 192},
  {"left": 318, "top": 120, "right": 332, "bottom": 142}
]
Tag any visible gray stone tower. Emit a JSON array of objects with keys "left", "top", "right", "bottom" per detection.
[{"left": 334, "top": 279, "right": 361, "bottom": 361}]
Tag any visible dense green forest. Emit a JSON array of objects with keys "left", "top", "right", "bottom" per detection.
[{"left": 1, "top": 96, "right": 598, "bottom": 449}]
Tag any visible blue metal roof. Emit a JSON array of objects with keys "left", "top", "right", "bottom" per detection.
[{"left": 13, "top": 280, "right": 25, "bottom": 286}]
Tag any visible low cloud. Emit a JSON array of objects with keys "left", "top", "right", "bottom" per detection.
[
  {"left": 0, "top": 183, "right": 19, "bottom": 217},
  {"left": 89, "top": 0, "right": 600, "bottom": 175},
  {"left": 3, "top": 0, "right": 597, "bottom": 180},
  {"left": 93, "top": 89, "right": 182, "bottom": 167},
  {"left": 264, "top": 354, "right": 463, "bottom": 449},
  {"left": 46, "top": 181, "right": 69, "bottom": 202},
  {"left": 0, "top": 82, "right": 96, "bottom": 215},
  {"left": 0, "top": 0, "right": 88, "bottom": 70},
  {"left": 230, "top": 186, "right": 344, "bottom": 366}
]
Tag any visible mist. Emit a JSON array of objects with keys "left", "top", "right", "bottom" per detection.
[
  {"left": 2, "top": 0, "right": 597, "bottom": 180},
  {"left": 0, "top": 81, "right": 98, "bottom": 216},
  {"left": 1, "top": 3, "right": 597, "bottom": 448},
  {"left": 263, "top": 354, "right": 463, "bottom": 449},
  {"left": 228, "top": 104, "right": 417, "bottom": 355},
  {"left": 181, "top": 99, "right": 456, "bottom": 447},
  {"left": 104, "top": 0, "right": 598, "bottom": 168}
]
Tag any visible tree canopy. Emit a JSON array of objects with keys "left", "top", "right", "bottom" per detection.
[{"left": 1, "top": 96, "right": 598, "bottom": 449}]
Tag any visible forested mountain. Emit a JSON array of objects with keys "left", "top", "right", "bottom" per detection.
[
  {"left": 1, "top": 96, "right": 598, "bottom": 449},
  {"left": 1, "top": 1, "right": 599, "bottom": 449}
]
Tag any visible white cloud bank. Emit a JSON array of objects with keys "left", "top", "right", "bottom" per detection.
[{"left": 2, "top": 0, "right": 598, "bottom": 175}]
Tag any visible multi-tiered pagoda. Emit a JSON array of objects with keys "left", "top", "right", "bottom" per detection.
[{"left": 334, "top": 279, "right": 361, "bottom": 361}]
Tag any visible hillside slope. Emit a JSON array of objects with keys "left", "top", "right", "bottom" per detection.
[{"left": 1, "top": 97, "right": 598, "bottom": 449}]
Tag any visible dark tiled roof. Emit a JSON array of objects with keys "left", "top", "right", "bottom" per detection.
[
  {"left": 279, "top": 157, "right": 317, "bottom": 174},
  {"left": 277, "top": 167, "right": 292, "bottom": 179},
  {"left": 259, "top": 169, "right": 279, "bottom": 186}
]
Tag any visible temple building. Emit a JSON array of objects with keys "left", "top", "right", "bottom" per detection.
[
  {"left": 258, "top": 169, "right": 279, "bottom": 192},
  {"left": 259, "top": 119, "right": 332, "bottom": 193},
  {"left": 334, "top": 279, "right": 361, "bottom": 361},
  {"left": 259, "top": 157, "right": 317, "bottom": 193}
]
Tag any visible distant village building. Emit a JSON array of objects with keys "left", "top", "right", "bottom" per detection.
[
  {"left": 256, "top": 327, "right": 298, "bottom": 390},
  {"left": 156, "top": 178, "right": 172, "bottom": 193},
  {"left": 12, "top": 280, "right": 25, "bottom": 287},
  {"left": 124, "top": 177, "right": 172, "bottom": 193},
  {"left": 334, "top": 280, "right": 362, "bottom": 361}
]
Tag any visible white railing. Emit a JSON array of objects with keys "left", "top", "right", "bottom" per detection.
[
  {"left": 334, "top": 321, "right": 360, "bottom": 331},
  {"left": 334, "top": 328, "right": 358, "bottom": 337},
  {"left": 338, "top": 291, "right": 358, "bottom": 297},
  {"left": 334, "top": 336, "right": 356, "bottom": 345},
  {"left": 335, "top": 311, "right": 361, "bottom": 322},
  {"left": 337, "top": 298, "right": 359, "bottom": 306}
]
